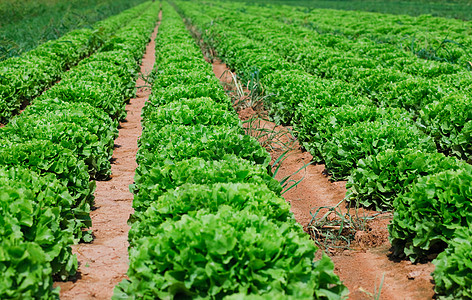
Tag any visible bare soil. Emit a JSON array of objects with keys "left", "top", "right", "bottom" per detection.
[
  {"left": 54, "top": 18, "right": 160, "bottom": 300},
  {"left": 211, "top": 59, "right": 436, "bottom": 300}
]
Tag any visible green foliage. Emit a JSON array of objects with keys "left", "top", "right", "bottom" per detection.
[
  {"left": 433, "top": 227, "right": 472, "bottom": 300},
  {"left": 149, "top": 82, "right": 229, "bottom": 107},
  {"left": 23, "top": 98, "right": 118, "bottom": 157},
  {"left": 115, "top": 208, "right": 347, "bottom": 299},
  {"left": 263, "top": 70, "right": 370, "bottom": 125},
  {"left": 418, "top": 93, "right": 472, "bottom": 162},
  {"left": 0, "top": 239, "right": 59, "bottom": 299},
  {"left": 118, "top": 4, "right": 348, "bottom": 299},
  {"left": 0, "top": 0, "right": 149, "bottom": 58},
  {"left": 137, "top": 124, "right": 271, "bottom": 169},
  {"left": 0, "top": 2, "right": 160, "bottom": 298},
  {"left": 151, "top": 70, "right": 215, "bottom": 87},
  {"left": 0, "top": 1, "right": 151, "bottom": 124},
  {"left": 62, "top": 62, "right": 135, "bottom": 101},
  {"left": 142, "top": 97, "right": 239, "bottom": 128},
  {"left": 322, "top": 118, "right": 436, "bottom": 180},
  {"left": 0, "top": 141, "right": 92, "bottom": 240},
  {"left": 0, "top": 166, "right": 78, "bottom": 279},
  {"left": 0, "top": 139, "right": 94, "bottom": 201},
  {"left": 389, "top": 168, "right": 472, "bottom": 262},
  {"left": 0, "top": 117, "right": 111, "bottom": 179},
  {"left": 101, "top": 11, "right": 159, "bottom": 62},
  {"left": 346, "top": 149, "right": 466, "bottom": 211},
  {"left": 39, "top": 80, "right": 127, "bottom": 121},
  {"left": 133, "top": 155, "right": 281, "bottom": 212},
  {"left": 343, "top": 69, "right": 447, "bottom": 111},
  {"left": 234, "top": 0, "right": 472, "bottom": 21},
  {"left": 129, "top": 182, "right": 292, "bottom": 245},
  {"left": 80, "top": 50, "right": 138, "bottom": 73},
  {"left": 296, "top": 105, "right": 405, "bottom": 161},
  {"left": 0, "top": 55, "right": 61, "bottom": 122},
  {"left": 180, "top": 0, "right": 472, "bottom": 164},
  {"left": 27, "top": 29, "right": 99, "bottom": 69}
]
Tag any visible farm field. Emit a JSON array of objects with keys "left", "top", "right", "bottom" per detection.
[
  {"left": 2, "top": 0, "right": 472, "bottom": 299},
  {"left": 0, "top": 0, "right": 148, "bottom": 61}
]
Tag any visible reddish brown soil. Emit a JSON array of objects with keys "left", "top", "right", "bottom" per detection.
[
  {"left": 54, "top": 18, "right": 160, "bottom": 299},
  {"left": 211, "top": 59, "right": 436, "bottom": 300}
]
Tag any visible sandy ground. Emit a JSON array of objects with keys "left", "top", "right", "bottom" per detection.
[{"left": 54, "top": 16, "right": 160, "bottom": 300}]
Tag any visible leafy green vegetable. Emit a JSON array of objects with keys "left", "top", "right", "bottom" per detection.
[
  {"left": 118, "top": 3, "right": 349, "bottom": 299},
  {"left": 80, "top": 50, "right": 138, "bottom": 76},
  {"left": 62, "top": 63, "right": 135, "bottom": 102},
  {"left": 0, "top": 166, "right": 78, "bottom": 279},
  {"left": 0, "top": 164, "right": 86, "bottom": 240},
  {"left": 142, "top": 97, "right": 239, "bottom": 128},
  {"left": 0, "top": 238, "right": 59, "bottom": 299},
  {"left": 262, "top": 70, "right": 371, "bottom": 125},
  {"left": 418, "top": 93, "right": 472, "bottom": 162},
  {"left": 148, "top": 82, "right": 229, "bottom": 107},
  {"left": 133, "top": 155, "right": 281, "bottom": 212},
  {"left": 0, "top": 140, "right": 94, "bottom": 218},
  {"left": 137, "top": 124, "right": 271, "bottom": 169},
  {"left": 296, "top": 105, "right": 405, "bottom": 161},
  {"left": 129, "top": 182, "right": 292, "bottom": 245},
  {"left": 374, "top": 76, "right": 444, "bottom": 112},
  {"left": 389, "top": 168, "right": 472, "bottom": 262},
  {"left": 26, "top": 28, "right": 98, "bottom": 69},
  {"left": 0, "top": 1, "right": 151, "bottom": 124},
  {"left": 0, "top": 56, "right": 60, "bottom": 122},
  {"left": 346, "top": 149, "right": 466, "bottom": 210},
  {"left": 115, "top": 208, "right": 347, "bottom": 299},
  {"left": 23, "top": 98, "right": 118, "bottom": 157},
  {"left": 150, "top": 70, "right": 215, "bottom": 88},
  {"left": 39, "top": 79, "right": 127, "bottom": 121},
  {"left": 322, "top": 118, "right": 436, "bottom": 180},
  {"left": 433, "top": 227, "right": 472, "bottom": 300},
  {"left": 0, "top": 117, "right": 111, "bottom": 179}
]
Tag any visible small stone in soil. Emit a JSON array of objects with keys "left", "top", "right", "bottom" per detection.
[{"left": 407, "top": 271, "right": 422, "bottom": 280}]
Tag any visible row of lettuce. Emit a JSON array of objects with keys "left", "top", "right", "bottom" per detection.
[
  {"left": 0, "top": 1, "right": 151, "bottom": 124},
  {"left": 0, "top": 3, "right": 159, "bottom": 298},
  {"left": 0, "top": 0, "right": 148, "bottom": 61},
  {"left": 213, "top": 1, "right": 465, "bottom": 79},
  {"left": 175, "top": 1, "right": 472, "bottom": 298},
  {"left": 113, "top": 3, "right": 348, "bottom": 299},
  {"left": 188, "top": 1, "right": 472, "bottom": 176},
  {"left": 190, "top": 0, "right": 472, "bottom": 155},
  {"left": 269, "top": 4, "right": 472, "bottom": 66}
]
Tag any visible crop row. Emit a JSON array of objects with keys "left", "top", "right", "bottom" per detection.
[
  {"left": 176, "top": 1, "right": 436, "bottom": 179},
  {"left": 187, "top": 0, "right": 472, "bottom": 164},
  {"left": 0, "top": 0, "right": 148, "bottom": 61},
  {"left": 0, "top": 1, "right": 151, "bottom": 124},
  {"left": 113, "top": 3, "right": 347, "bottom": 299},
  {"left": 177, "top": 1, "right": 472, "bottom": 298},
  {"left": 196, "top": 0, "right": 472, "bottom": 168},
  {"left": 247, "top": 2, "right": 472, "bottom": 65},
  {"left": 211, "top": 1, "right": 464, "bottom": 79},
  {"left": 0, "top": 3, "right": 159, "bottom": 298},
  {"left": 176, "top": 0, "right": 472, "bottom": 199}
]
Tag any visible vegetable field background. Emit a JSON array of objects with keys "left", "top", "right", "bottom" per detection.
[
  {"left": 2, "top": 0, "right": 472, "bottom": 299},
  {"left": 227, "top": 0, "right": 472, "bottom": 20}
]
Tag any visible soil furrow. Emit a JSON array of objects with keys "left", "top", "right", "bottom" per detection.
[{"left": 54, "top": 15, "right": 160, "bottom": 300}]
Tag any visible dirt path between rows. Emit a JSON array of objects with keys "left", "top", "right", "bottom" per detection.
[
  {"left": 54, "top": 15, "right": 160, "bottom": 300},
  {"left": 211, "top": 60, "right": 435, "bottom": 300}
]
